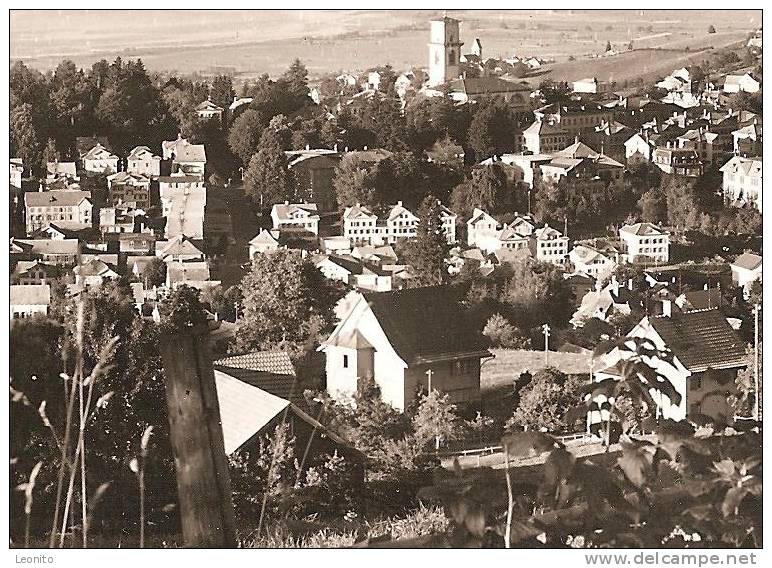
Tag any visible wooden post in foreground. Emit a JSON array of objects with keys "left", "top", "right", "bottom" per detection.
[{"left": 160, "top": 325, "right": 236, "bottom": 548}]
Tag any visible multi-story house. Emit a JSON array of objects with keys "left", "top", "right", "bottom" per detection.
[
  {"left": 10, "top": 284, "right": 51, "bottom": 319},
  {"left": 619, "top": 222, "right": 670, "bottom": 265},
  {"left": 720, "top": 156, "right": 762, "bottom": 212},
  {"left": 521, "top": 119, "right": 570, "bottom": 154},
  {"left": 11, "top": 238, "right": 81, "bottom": 267},
  {"left": 540, "top": 141, "right": 625, "bottom": 186},
  {"left": 466, "top": 208, "right": 500, "bottom": 250},
  {"left": 127, "top": 146, "right": 162, "bottom": 177},
  {"left": 159, "top": 176, "right": 207, "bottom": 239},
  {"left": 533, "top": 102, "right": 616, "bottom": 136},
  {"left": 569, "top": 241, "right": 620, "bottom": 279},
  {"left": 624, "top": 132, "right": 659, "bottom": 165},
  {"left": 732, "top": 123, "right": 762, "bottom": 157},
  {"left": 342, "top": 202, "right": 451, "bottom": 246},
  {"left": 529, "top": 224, "right": 569, "bottom": 265},
  {"left": 723, "top": 73, "right": 760, "bottom": 94},
  {"left": 270, "top": 202, "right": 320, "bottom": 235},
  {"left": 81, "top": 143, "right": 119, "bottom": 174},
  {"left": 107, "top": 171, "right": 152, "bottom": 209},
  {"left": 162, "top": 135, "right": 207, "bottom": 179},
  {"left": 25, "top": 191, "right": 92, "bottom": 233},
  {"left": 99, "top": 206, "right": 136, "bottom": 234},
  {"left": 652, "top": 145, "right": 703, "bottom": 177}
]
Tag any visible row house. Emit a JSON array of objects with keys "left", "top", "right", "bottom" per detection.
[
  {"left": 127, "top": 146, "right": 162, "bottom": 177},
  {"left": 107, "top": 171, "right": 152, "bottom": 209},
  {"left": 720, "top": 156, "right": 762, "bottom": 213},
  {"left": 619, "top": 222, "right": 670, "bottom": 265},
  {"left": 533, "top": 102, "right": 616, "bottom": 136},
  {"left": 24, "top": 191, "right": 93, "bottom": 234},
  {"left": 270, "top": 202, "right": 320, "bottom": 235},
  {"left": 343, "top": 202, "right": 456, "bottom": 246}
]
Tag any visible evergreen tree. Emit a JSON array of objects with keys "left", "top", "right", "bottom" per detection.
[
  {"left": 10, "top": 103, "right": 42, "bottom": 174},
  {"left": 243, "top": 124, "right": 293, "bottom": 208},
  {"left": 333, "top": 154, "right": 375, "bottom": 209},
  {"left": 400, "top": 195, "right": 450, "bottom": 287},
  {"left": 228, "top": 108, "right": 265, "bottom": 165},
  {"left": 209, "top": 75, "right": 235, "bottom": 109},
  {"left": 412, "top": 390, "right": 460, "bottom": 450}
]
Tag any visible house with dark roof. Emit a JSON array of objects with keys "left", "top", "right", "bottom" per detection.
[
  {"left": 594, "top": 307, "right": 747, "bottom": 425},
  {"left": 320, "top": 286, "right": 492, "bottom": 411},
  {"left": 162, "top": 135, "right": 207, "bottom": 179}
]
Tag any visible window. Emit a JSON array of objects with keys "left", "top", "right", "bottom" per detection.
[{"left": 343, "top": 354, "right": 349, "bottom": 369}]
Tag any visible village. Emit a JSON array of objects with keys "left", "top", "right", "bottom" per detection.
[{"left": 8, "top": 10, "right": 764, "bottom": 551}]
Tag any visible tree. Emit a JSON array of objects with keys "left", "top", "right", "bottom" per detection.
[
  {"left": 451, "top": 164, "right": 510, "bottom": 218},
  {"left": 501, "top": 255, "right": 574, "bottom": 330},
  {"left": 483, "top": 313, "right": 530, "bottom": 348},
  {"left": 236, "top": 250, "right": 345, "bottom": 357},
  {"left": 333, "top": 154, "right": 375, "bottom": 209},
  {"left": 399, "top": 195, "right": 450, "bottom": 287},
  {"left": 708, "top": 25, "right": 716, "bottom": 34},
  {"left": 10, "top": 104, "right": 43, "bottom": 174},
  {"left": 281, "top": 58, "right": 311, "bottom": 111},
  {"left": 467, "top": 102, "right": 515, "bottom": 160},
  {"left": 50, "top": 60, "right": 94, "bottom": 148},
  {"left": 243, "top": 124, "right": 293, "bottom": 208},
  {"left": 140, "top": 257, "right": 167, "bottom": 288},
  {"left": 227, "top": 109, "right": 265, "bottom": 165},
  {"left": 412, "top": 390, "right": 460, "bottom": 450},
  {"left": 663, "top": 176, "right": 701, "bottom": 233},
  {"left": 605, "top": 40, "right": 612, "bottom": 52},
  {"left": 209, "top": 75, "right": 235, "bottom": 109},
  {"left": 508, "top": 368, "right": 584, "bottom": 432},
  {"left": 638, "top": 189, "right": 668, "bottom": 223}
]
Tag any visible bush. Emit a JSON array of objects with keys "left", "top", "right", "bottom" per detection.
[
  {"left": 482, "top": 313, "right": 531, "bottom": 349},
  {"left": 508, "top": 368, "right": 585, "bottom": 433}
]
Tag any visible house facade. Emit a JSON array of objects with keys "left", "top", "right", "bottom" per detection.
[
  {"left": 270, "top": 202, "right": 320, "bottom": 235},
  {"left": 730, "top": 252, "right": 762, "bottom": 292},
  {"left": 107, "top": 172, "right": 152, "bottom": 209},
  {"left": 127, "top": 146, "right": 162, "bottom": 177},
  {"left": 619, "top": 222, "right": 670, "bottom": 265},
  {"left": 321, "top": 287, "right": 492, "bottom": 411},
  {"left": 82, "top": 143, "right": 119, "bottom": 174},
  {"left": 10, "top": 284, "right": 51, "bottom": 319},
  {"left": 25, "top": 191, "right": 93, "bottom": 233},
  {"left": 720, "top": 156, "right": 762, "bottom": 212}
]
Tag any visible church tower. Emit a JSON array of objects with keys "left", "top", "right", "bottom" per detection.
[{"left": 428, "top": 16, "right": 463, "bottom": 87}]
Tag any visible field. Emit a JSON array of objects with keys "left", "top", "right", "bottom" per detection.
[{"left": 10, "top": 9, "right": 760, "bottom": 83}]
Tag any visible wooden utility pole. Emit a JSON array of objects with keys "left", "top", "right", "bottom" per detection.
[
  {"left": 754, "top": 303, "right": 760, "bottom": 421},
  {"left": 425, "top": 369, "right": 433, "bottom": 393},
  {"left": 160, "top": 325, "right": 237, "bottom": 548}
]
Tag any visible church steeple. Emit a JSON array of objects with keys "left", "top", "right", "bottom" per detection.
[{"left": 428, "top": 16, "right": 463, "bottom": 87}]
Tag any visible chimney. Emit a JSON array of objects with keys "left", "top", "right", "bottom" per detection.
[
  {"left": 610, "top": 274, "right": 619, "bottom": 296},
  {"left": 628, "top": 278, "right": 634, "bottom": 291},
  {"left": 662, "top": 298, "right": 672, "bottom": 317},
  {"left": 397, "top": 200, "right": 403, "bottom": 207},
  {"left": 305, "top": 144, "right": 310, "bottom": 151},
  {"left": 363, "top": 145, "right": 368, "bottom": 151}
]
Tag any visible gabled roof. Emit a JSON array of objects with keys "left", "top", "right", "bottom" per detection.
[
  {"left": 724, "top": 73, "right": 759, "bottom": 86},
  {"left": 157, "top": 234, "right": 205, "bottom": 258},
  {"left": 271, "top": 202, "right": 320, "bottom": 222},
  {"left": 359, "top": 285, "right": 491, "bottom": 364},
  {"left": 10, "top": 284, "right": 51, "bottom": 306},
  {"left": 214, "top": 351, "right": 295, "bottom": 377},
  {"left": 249, "top": 228, "right": 280, "bottom": 246},
  {"left": 523, "top": 119, "right": 567, "bottom": 136},
  {"left": 128, "top": 146, "right": 161, "bottom": 161},
  {"left": 25, "top": 191, "right": 92, "bottom": 208},
  {"left": 386, "top": 202, "right": 417, "bottom": 222},
  {"left": 166, "top": 261, "right": 210, "bottom": 283},
  {"left": 720, "top": 156, "right": 761, "bottom": 177},
  {"left": 196, "top": 99, "right": 224, "bottom": 112},
  {"left": 620, "top": 222, "right": 668, "bottom": 237},
  {"left": 162, "top": 137, "right": 206, "bottom": 162},
  {"left": 553, "top": 141, "right": 624, "bottom": 168},
  {"left": 449, "top": 76, "right": 531, "bottom": 96},
  {"left": 46, "top": 162, "right": 77, "bottom": 177},
  {"left": 108, "top": 171, "right": 150, "bottom": 185},
  {"left": 343, "top": 203, "right": 377, "bottom": 220},
  {"left": 731, "top": 252, "right": 762, "bottom": 271},
  {"left": 15, "top": 238, "right": 80, "bottom": 256},
  {"left": 467, "top": 208, "right": 498, "bottom": 226},
  {"left": 214, "top": 369, "right": 291, "bottom": 455},
  {"left": 649, "top": 309, "right": 746, "bottom": 372},
  {"left": 82, "top": 143, "right": 118, "bottom": 161},
  {"left": 74, "top": 258, "right": 119, "bottom": 278}
]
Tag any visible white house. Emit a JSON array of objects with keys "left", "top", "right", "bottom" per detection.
[
  {"left": 270, "top": 202, "right": 320, "bottom": 235},
  {"left": 343, "top": 204, "right": 379, "bottom": 245},
  {"left": 624, "top": 132, "right": 657, "bottom": 164},
  {"left": 74, "top": 258, "right": 120, "bottom": 287},
  {"left": 159, "top": 176, "right": 207, "bottom": 239},
  {"left": 127, "top": 146, "right": 162, "bottom": 177},
  {"left": 591, "top": 308, "right": 746, "bottom": 426},
  {"left": 341, "top": 202, "right": 440, "bottom": 246},
  {"left": 10, "top": 158, "right": 23, "bottom": 188},
  {"left": 195, "top": 98, "right": 224, "bottom": 121},
  {"left": 25, "top": 191, "right": 93, "bottom": 234},
  {"left": 162, "top": 135, "right": 207, "bottom": 179},
  {"left": 320, "top": 286, "right": 492, "bottom": 411},
  {"left": 530, "top": 224, "right": 569, "bottom": 266},
  {"left": 569, "top": 242, "right": 619, "bottom": 279},
  {"left": 81, "top": 143, "right": 119, "bottom": 174},
  {"left": 249, "top": 229, "right": 281, "bottom": 258},
  {"left": 10, "top": 284, "right": 51, "bottom": 319},
  {"left": 720, "top": 156, "right": 762, "bottom": 213},
  {"left": 466, "top": 208, "right": 500, "bottom": 251},
  {"left": 619, "top": 223, "right": 669, "bottom": 265},
  {"left": 723, "top": 73, "right": 760, "bottom": 94},
  {"left": 730, "top": 252, "right": 762, "bottom": 292}
]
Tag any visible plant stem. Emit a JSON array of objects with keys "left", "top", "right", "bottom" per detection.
[
  {"left": 504, "top": 451, "right": 513, "bottom": 549},
  {"left": 79, "top": 368, "right": 88, "bottom": 548},
  {"left": 139, "top": 464, "right": 145, "bottom": 548}
]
